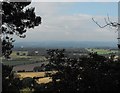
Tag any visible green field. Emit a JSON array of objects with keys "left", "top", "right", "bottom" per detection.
[
  {"left": 87, "top": 48, "right": 118, "bottom": 55},
  {"left": 3, "top": 51, "right": 47, "bottom": 66}
]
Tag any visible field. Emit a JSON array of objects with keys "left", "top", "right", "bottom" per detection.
[
  {"left": 14, "top": 71, "right": 57, "bottom": 79},
  {"left": 14, "top": 72, "right": 46, "bottom": 78},
  {"left": 87, "top": 48, "right": 118, "bottom": 55},
  {"left": 36, "top": 77, "right": 52, "bottom": 84},
  {"left": 3, "top": 48, "right": 118, "bottom": 66},
  {"left": 14, "top": 71, "right": 57, "bottom": 84},
  {"left": 3, "top": 51, "right": 47, "bottom": 66}
]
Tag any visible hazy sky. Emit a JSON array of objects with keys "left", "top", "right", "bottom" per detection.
[{"left": 15, "top": 2, "right": 118, "bottom": 42}]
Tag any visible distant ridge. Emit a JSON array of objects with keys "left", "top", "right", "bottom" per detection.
[{"left": 14, "top": 41, "right": 117, "bottom": 48}]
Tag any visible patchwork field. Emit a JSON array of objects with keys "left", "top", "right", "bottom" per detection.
[
  {"left": 3, "top": 48, "right": 118, "bottom": 66},
  {"left": 3, "top": 51, "right": 47, "bottom": 66}
]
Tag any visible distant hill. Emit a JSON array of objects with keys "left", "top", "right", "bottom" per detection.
[{"left": 14, "top": 41, "right": 117, "bottom": 48}]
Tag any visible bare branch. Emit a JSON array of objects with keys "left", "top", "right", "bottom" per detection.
[
  {"left": 92, "top": 18, "right": 110, "bottom": 28},
  {"left": 104, "top": 18, "right": 108, "bottom": 25},
  {"left": 92, "top": 14, "right": 120, "bottom": 49},
  {"left": 107, "top": 14, "right": 112, "bottom": 23},
  {"left": 92, "top": 14, "right": 120, "bottom": 29}
]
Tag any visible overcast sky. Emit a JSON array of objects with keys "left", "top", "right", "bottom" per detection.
[{"left": 15, "top": 2, "right": 118, "bottom": 42}]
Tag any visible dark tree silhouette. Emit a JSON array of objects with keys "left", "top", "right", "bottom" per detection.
[
  {"left": 1, "top": 1, "right": 41, "bottom": 58},
  {"left": 44, "top": 49, "right": 120, "bottom": 93}
]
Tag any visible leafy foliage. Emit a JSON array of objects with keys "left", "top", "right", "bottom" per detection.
[
  {"left": 44, "top": 49, "right": 120, "bottom": 93},
  {"left": 1, "top": 1, "right": 41, "bottom": 58},
  {"left": 2, "top": 49, "right": 120, "bottom": 93}
]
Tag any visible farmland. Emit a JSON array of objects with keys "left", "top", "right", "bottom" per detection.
[
  {"left": 14, "top": 71, "right": 57, "bottom": 84},
  {"left": 3, "top": 48, "right": 118, "bottom": 66},
  {"left": 14, "top": 71, "right": 57, "bottom": 79},
  {"left": 2, "top": 51, "right": 47, "bottom": 66},
  {"left": 87, "top": 48, "right": 118, "bottom": 55},
  {"left": 3, "top": 47, "right": 119, "bottom": 93}
]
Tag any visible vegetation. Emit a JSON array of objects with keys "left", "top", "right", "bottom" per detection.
[
  {"left": 87, "top": 48, "right": 117, "bottom": 55},
  {"left": 2, "top": 1, "right": 120, "bottom": 93},
  {"left": 3, "top": 50, "right": 47, "bottom": 66},
  {"left": 2, "top": 49, "right": 120, "bottom": 93},
  {"left": 41, "top": 49, "right": 120, "bottom": 93},
  {"left": 2, "top": 1, "right": 41, "bottom": 58}
]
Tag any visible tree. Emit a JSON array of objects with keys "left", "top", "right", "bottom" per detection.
[
  {"left": 1, "top": 1, "right": 41, "bottom": 58},
  {"left": 16, "top": 52, "right": 20, "bottom": 56},
  {"left": 45, "top": 49, "right": 120, "bottom": 93},
  {"left": 2, "top": 64, "right": 20, "bottom": 93},
  {"left": 92, "top": 16, "right": 120, "bottom": 49}
]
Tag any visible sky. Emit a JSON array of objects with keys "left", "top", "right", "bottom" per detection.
[{"left": 15, "top": 2, "right": 118, "bottom": 42}]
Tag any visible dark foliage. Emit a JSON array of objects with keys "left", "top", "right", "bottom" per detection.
[
  {"left": 2, "top": 49, "right": 120, "bottom": 93},
  {"left": 1, "top": 1, "right": 41, "bottom": 58},
  {"left": 2, "top": 65, "right": 20, "bottom": 93},
  {"left": 41, "top": 49, "right": 120, "bottom": 93}
]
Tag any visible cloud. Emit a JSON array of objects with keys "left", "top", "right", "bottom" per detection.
[
  {"left": 15, "top": 2, "right": 118, "bottom": 42},
  {"left": 20, "top": 14, "right": 117, "bottom": 42}
]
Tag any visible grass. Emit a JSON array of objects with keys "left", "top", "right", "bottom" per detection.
[
  {"left": 2, "top": 51, "right": 47, "bottom": 66},
  {"left": 10, "top": 51, "right": 29, "bottom": 58},
  {"left": 3, "top": 60, "right": 34, "bottom": 66},
  {"left": 20, "top": 87, "right": 34, "bottom": 93},
  {"left": 87, "top": 48, "right": 118, "bottom": 55}
]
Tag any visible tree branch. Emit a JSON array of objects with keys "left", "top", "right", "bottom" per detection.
[{"left": 92, "top": 18, "right": 110, "bottom": 28}]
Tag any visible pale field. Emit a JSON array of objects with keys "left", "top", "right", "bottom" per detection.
[
  {"left": 15, "top": 72, "right": 46, "bottom": 78},
  {"left": 10, "top": 51, "right": 29, "bottom": 58},
  {"left": 14, "top": 71, "right": 58, "bottom": 84},
  {"left": 36, "top": 77, "right": 52, "bottom": 84},
  {"left": 14, "top": 71, "right": 57, "bottom": 79}
]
